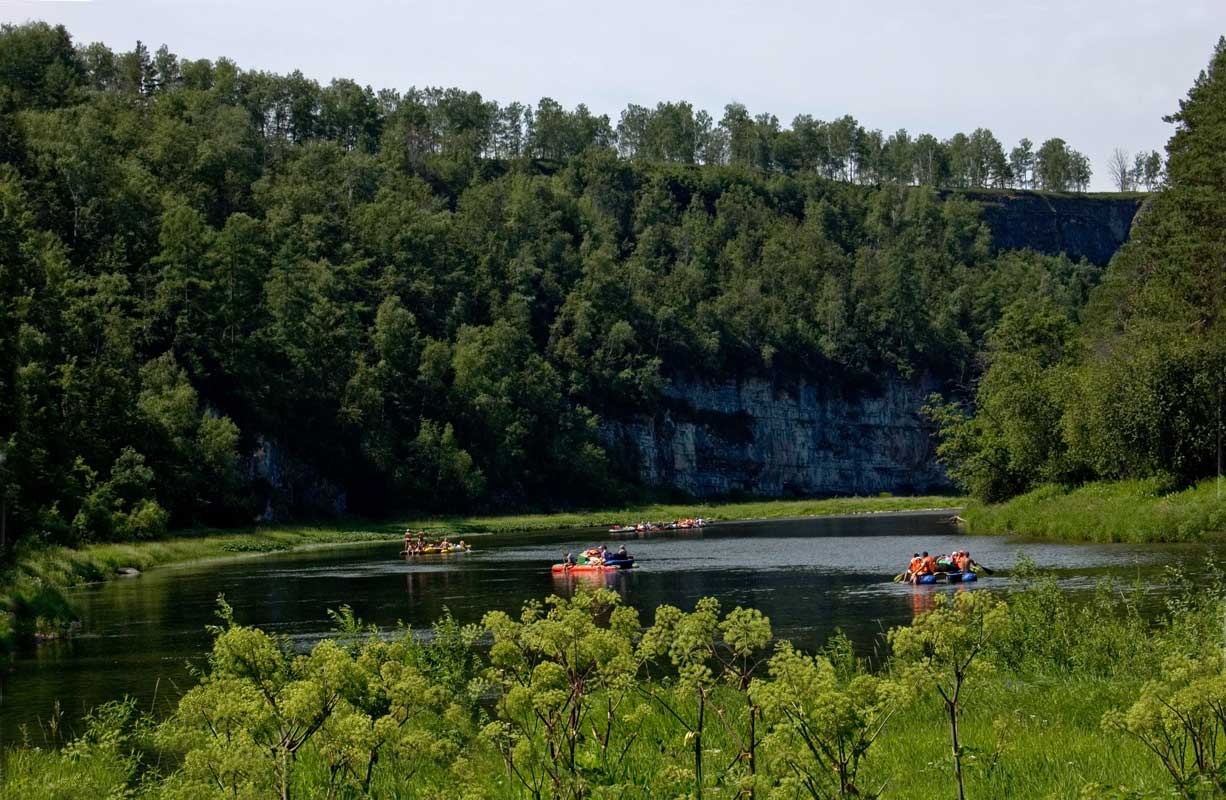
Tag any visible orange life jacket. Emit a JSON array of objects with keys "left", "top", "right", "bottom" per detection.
[
  {"left": 908, "top": 557, "right": 923, "bottom": 573},
  {"left": 920, "top": 556, "right": 936, "bottom": 574}
]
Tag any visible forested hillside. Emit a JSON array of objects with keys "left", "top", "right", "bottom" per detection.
[
  {"left": 931, "top": 37, "right": 1226, "bottom": 503},
  {"left": 0, "top": 23, "right": 1126, "bottom": 548}
]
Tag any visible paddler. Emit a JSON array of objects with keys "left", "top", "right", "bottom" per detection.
[
  {"left": 912, "top": 551, "right": 936, "bottom": 584},
  {"left": 563, "top": 551, "right": 575, "bottom": 567},
  {"left": 904, "top": 553, "right": 922, "bottom": 582}
]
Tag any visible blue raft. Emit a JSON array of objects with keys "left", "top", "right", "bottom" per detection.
[{"left": 916, "top": 571, "right": 977, "bottom": 584}]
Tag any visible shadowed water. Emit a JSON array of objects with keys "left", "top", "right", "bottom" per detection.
[{"left": 0, "top": 511, "right": 1205, "bottom": 747}]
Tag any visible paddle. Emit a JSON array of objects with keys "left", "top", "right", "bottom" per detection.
[
  {"left": 972, "top": 563, "right": 995, "bottom": 575},
  {"left": 893, "top": 573, "right": 904, "bottom": 583}
]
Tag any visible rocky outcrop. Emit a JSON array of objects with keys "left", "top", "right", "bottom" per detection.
[
  {"left": 958, "top": 190, "right": 1144, "bottom": 266},
  {"left": 245, "top": 436, "right": 347, "bottom": 521},
  {"left": 600, "top": 376, "right": 950, "bottom": 498}
]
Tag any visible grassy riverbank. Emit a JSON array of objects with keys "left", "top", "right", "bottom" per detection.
[
  {"left": 0, "top": 494, "right": 961, "bottom": 651},
  {"left": 0, "top": 526, "right": 399, "bottom": 648},
  {"left": 962, "top": 477, "right": 1226, "bottom": 542},
  {"left": 410, "top": 494, "right": 963, "bottom": 534}
]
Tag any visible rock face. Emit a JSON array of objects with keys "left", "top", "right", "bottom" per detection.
[
  {"left": 601, "top": 376, "right": 951, "bottom": 497},
  {"left": 963, "top": 190, "right": 1145, "bottom": 266},
  {"left": 245, "top": 436, "right": 347, "bottom": 521}
]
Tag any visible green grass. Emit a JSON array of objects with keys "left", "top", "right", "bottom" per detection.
[
  {"left": 963, "top": 477, "right": 1226, "bottom": 542},
  {"left": 405, "top": 494, "right": 964, "bottom": 535},
  {"left": 868, "top": 676, "right": 1166, "bottom": 798}
]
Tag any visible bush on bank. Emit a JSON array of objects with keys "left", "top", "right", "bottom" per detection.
[
  {"left": 963, "top": 477, "right": 1226, "bottom": 542},
  {"left": 5, "top": 564, "right": 1226, "bottom": 799}
]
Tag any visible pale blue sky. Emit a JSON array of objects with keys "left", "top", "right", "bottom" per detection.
[{"left": 2, "top": 0, "right": 1223, "bottom": 189}]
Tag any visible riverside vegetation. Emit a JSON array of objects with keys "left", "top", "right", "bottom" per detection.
[
  {"left": 962, "top": 478, "right": 1226, "bottom": 543},
  {"left": 931, "top": 38, "right": 1226, "bottom": 541},
  {"left": 5, "top": 562, "right": 1226, "bottom": 800}
]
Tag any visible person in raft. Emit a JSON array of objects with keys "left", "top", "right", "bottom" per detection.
[
  {"left": 956, "top": 550, "right": 979, "bottom": 573},
  {"left": 904, "top": 553, "right": 922, "bottom": 582},
  {"left": 562, "top": 551, "right": 576, "bottom": 567},
  {"left": 911, "top": 551, "right": 936, "bottom": 584},
  {"left": 616, "top": 545, "right": 630, "bottom": 560}
]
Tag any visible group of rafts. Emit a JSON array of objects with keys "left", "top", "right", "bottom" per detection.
[
  {"left": 608, "top": 518, "right": 707, "bottom": 534},
  {"left": 898, "top": 550, "right": 983, "bottom": 584},
  {"left": 402, "top": 530, "right": 472, "bottom": 556}
]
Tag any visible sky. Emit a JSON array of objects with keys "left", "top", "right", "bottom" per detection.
[{"left": 2, "top": 0, "right": 1224, "bottom": 190}]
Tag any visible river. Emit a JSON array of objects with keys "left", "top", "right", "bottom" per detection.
[{"left": 0, "top": 511, "right": 1203, "bottom": 747}]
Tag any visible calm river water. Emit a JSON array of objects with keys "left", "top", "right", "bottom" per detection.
[{"left": 0, "top": 511, "right": 1206, "bottom": 746}]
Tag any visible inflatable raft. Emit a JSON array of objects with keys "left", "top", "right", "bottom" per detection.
[
  {"left": 552, "top": 556, "right": 635, "bottom": 573},
  {"left": 552, "top": 563, "right": 619, "bottom": 573},
  {"left": 405, "top": 545, "right": 471, "bottom": 555},
  {"left": 915, "top": 571, "right": 977, "bottom": 584}
]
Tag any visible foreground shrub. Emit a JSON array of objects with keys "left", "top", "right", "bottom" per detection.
[
  {"left": 481, "top": 589, "right": 643, "bottom": 799},
  {"left": 890, "top": 591, "right": 1008, "bottom": 800},
  {"left": 155, "top": 597, "right": 470, "bottom": 799},
  {"left": 1103, "top": 651, "right": 1226, "bottom": 799},
  {"left": 751, "top": 642, "right": 897, "bottom": 799}
]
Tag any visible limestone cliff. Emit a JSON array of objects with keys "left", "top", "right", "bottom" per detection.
[
  {"left": 601, "top": 376, "right": 951, "bottom": 497},
  {"left": 956, "top": 189, "right": 1145, "bottom": 266}
]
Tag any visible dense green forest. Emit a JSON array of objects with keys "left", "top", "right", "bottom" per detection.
[
  {"left": 930, "top": 37, "right": 1226, "bottom": 503},
  {"left": 0, "top": 22, "right": 1123, "bottom": 550}
]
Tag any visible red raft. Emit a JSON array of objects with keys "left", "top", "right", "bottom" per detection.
[{"left": 551, "top": 563, "right": 620, "bottom": 573}]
